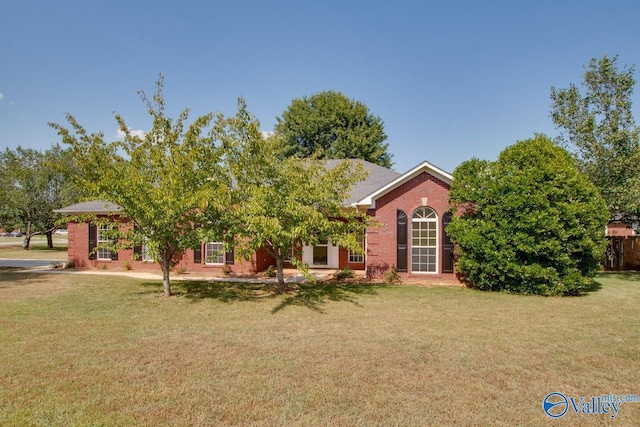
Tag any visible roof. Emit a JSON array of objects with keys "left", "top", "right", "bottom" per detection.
[
  {"left": 54, "top": 200, "right": 122, "bottom": 215},
  {"left": 352, "top": 160, "right": 453, "bottom": 209},
  {"left": 324, "top": 159, "right": 402, "bottom": 205}
]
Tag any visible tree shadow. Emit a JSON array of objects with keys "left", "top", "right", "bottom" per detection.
[
  {"left": 582, "top": 279, "right": 603, "bottom": 294},
  {"left": 597, "top": 271, "right": 640, "bottom": 282},
  {"left": 137, "top": 280, "right": 276, "bottom": 302},
  {"left": 137, "top": 280, "right": 381, "bottom": 313},
  {"left": 271, "top": 282, "right": 380, "bottom": 314}
]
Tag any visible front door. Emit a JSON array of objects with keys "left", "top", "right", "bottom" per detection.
[{"left": 302, "top": 239, "right": 339, "bottom": 268}]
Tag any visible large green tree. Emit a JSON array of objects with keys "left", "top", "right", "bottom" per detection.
[
  {"left": 447, "top": 135, "right": 608, "bottom": 296},
  {"left": 50, "top": 77, "right": 232, "bottom": 297},
  {"left": 276, "top": 90, "right": 393, "bottom": 168},
  {"left": 226, "top": 105, "right": 371, "bottom": 292},
  {"left": 550, "top": 54, "right": 640, "bottom": 220},
  {"left": 0, "top": 145, "right": 78, "bottom": 249}
]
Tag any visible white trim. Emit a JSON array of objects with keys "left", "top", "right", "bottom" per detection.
[
  {"left": 411, "top": 207, "right": 438, "bottom": 274},
  {"left": 352, "top": 161, "right": 453, "bottom": 209},
  {"left": 302, "top": 239, "right": 339, "bottom": 268},
  {"left": 96, "top": 225, "right": 112, "bottom": 261},
  {"left": 204, "top": 242, "right": 224, "bottom": 265}
]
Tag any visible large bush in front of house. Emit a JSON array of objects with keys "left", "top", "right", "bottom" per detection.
[{"left": 447, "top": 135, "right": 608, "bottom": 296}]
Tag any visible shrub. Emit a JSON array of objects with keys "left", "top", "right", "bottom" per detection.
[
  {"left": 221, "top": 264, "right": 232, "bottom": 276},
  {"left": 447, "top": 135, "right": 608, "bottom": 296},
  {"left": 265, "top": 265, "right": 276, "bottom": 277},
  {"left": 335, "top": 267, "right": 354, "bottom": 280},
  {"left": 384, "top": 267, "right": 401, "bottom": 284}
]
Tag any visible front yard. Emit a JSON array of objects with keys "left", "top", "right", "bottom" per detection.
[
  {"left": 0, "top": 235, "right": 67, "bottom": 260},
  {"left": 0, "top": 271, "right": 638, "bottom": 425}
]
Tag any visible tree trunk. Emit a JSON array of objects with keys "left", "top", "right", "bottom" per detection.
[
  {"left": 160, "top": 258, "right": 172, "bottom": 297},
  {"left": 156, "top": 249, "right": 173, "bottom": 297},
  {"left": 275, "top": 256, "right": 285, "bottom": 294},
  {"left": 47, "top": 231, "right": 53, "bottom": 248},
  {"left": 22, "top": 221, "right": 31, "bottom": 250}
]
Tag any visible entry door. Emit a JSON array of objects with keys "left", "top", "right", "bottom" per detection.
[{"left": 302, "top": 239, "right": 339, "bottom": 268}]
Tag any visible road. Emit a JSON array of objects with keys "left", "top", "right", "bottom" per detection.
[{"left": 0, "top": 259, "right": 61, "bottom": 268}]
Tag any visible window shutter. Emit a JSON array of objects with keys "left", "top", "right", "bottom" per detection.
[
  {"left": 397, "top": 210, "right": 408, "bottom": 272},
  {"left": 111, "top": 229, "right": 119, "bottom": 261},
  {"left": 442, "top": 212, "right": 454, "bottom": 273},
  {"left": 194, "top": 244, "right": 202, "bottom": 264},
  {"left": 88, "top": 223, "right": 97, "bottom": 260},
  {"left": 225, "top": 247, "right": 235, "bottom": 265}
]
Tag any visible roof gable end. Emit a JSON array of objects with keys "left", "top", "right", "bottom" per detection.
[{"left": 353, "top": 160, "right": 453, "bottom": 209}]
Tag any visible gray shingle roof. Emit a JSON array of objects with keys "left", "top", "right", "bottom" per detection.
[
  {"left": 324, "top": 159, "right": 402, "bottom": 205},
  {"left": 54, "top": 200, "right": 122, "bottom": 214}
]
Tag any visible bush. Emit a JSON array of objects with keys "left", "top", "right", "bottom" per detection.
[
  {"left": 447, "top": 135, "right": 608, "bottom": 296},
  {"left": 334, "top": 267, "right": 354, "bottom": 280},
  {"left": 384, "top": 267, "right": 401, "bottom": 284},
  {"left": 265, "top": 265, "right": 276, "bottom": 277}
]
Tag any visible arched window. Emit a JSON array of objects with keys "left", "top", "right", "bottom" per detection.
[{"left": 411, "top": 207, "right": 437, "bottom": 273}]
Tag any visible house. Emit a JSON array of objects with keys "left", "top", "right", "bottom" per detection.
[{"left": 55, "top": 159, "right": 456, "bottom": 280}]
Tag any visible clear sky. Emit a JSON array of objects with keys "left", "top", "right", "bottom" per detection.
[{"left": 1, "top": 0, "right": 639, "bottom": 174}]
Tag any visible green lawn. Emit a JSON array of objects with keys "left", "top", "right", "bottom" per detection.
[
  {"left": 0, "top": 271, "right": 638, "bottom": 426},
  {"left": 0, "top": 235, "right": 67, "bottom": 260}
]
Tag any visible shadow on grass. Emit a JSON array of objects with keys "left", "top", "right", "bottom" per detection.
[
  {"left": 137, "top": 280, "right": 275, "bottom": 302},
  {"left": 582, "top": 279, "right": 603, "bottom": 294},
  {"left": 271, "top": 282, "right": 380, "bottom": 314},
  {"left": 596, "top": 271, "right": 640, "bottom": 282},
  {"left": 27, "top": 246, "right": 68, "bottom": 252},
  {"left": 137, "top": 280, "right": 381, "bottom": 313}
]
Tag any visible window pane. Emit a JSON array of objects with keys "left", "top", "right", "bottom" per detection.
[{"left": 205, "top": 242, "right": 224, "bottom": 265}]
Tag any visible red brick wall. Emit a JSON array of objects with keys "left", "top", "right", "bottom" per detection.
[
  {"left": 365, "top": 171, "right": 456, "bottom": 279},
  {"left": 64, "top": 219, "right": 259, "bottom": 275}
]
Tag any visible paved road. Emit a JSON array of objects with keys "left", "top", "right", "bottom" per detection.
[{"left": 0, "top": 259, "right": 61, "bottom": 268}]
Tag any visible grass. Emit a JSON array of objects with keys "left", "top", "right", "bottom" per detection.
[
  {"left": 0, "top": 271, "right": 639, "bottom": 425},
  {"left": 0, "top": 235, "right": 67, "bottom": 260}
]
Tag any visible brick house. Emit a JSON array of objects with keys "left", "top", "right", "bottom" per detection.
[{"left": 55, "top": 159, "right": 456, "bottom": 280}]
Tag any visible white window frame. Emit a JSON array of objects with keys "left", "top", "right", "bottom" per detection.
[
  {"left": 141, "top": 239, "right": 154, "bottom": 262},
  {"left": 411, "top": 207, "right": 438, "bottom": 273},
  {"left": 205, "top": 242, "right": 224, "bottom": 265},
  {"left": 97, "top": 225, "right": 113, "bottom": 260},
  {"left": 348, "top": 234, "right": 365, "bottom": 263}
]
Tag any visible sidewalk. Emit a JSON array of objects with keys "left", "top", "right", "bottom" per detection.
[{"left": 1, "top": 260, "right": 336, "bottom": 283}]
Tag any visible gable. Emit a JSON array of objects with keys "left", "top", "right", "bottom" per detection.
[{"left": 353, "top": 161, "right": 453, "bottom": 209}]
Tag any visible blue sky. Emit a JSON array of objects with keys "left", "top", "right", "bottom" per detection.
[{"left": 1, "top": 0, "right": 639, "bottom": 173}]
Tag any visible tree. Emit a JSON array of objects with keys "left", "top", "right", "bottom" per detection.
[
  {"left": 50, "top": 76, "right": 232, "bottom": 297},
  {"left": 550, "top": 54, "right": 640, "bottom": 221},
  {"left": 225, "top": 105, "right": 371, "bottom": 293},
  {"left": 0, "top": 145, "right": 78, "bottom": 249},
  {"left": 276, "top": 90, "right": 393, "bottom": 168},
  {"left": 447, "top": 135, "right": 608, "bottom": 296}
]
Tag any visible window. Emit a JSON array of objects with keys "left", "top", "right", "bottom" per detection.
[
  {"left": 97, "top": 225, "right": 113, "bottom": 260},
  {"left": 411, "top": 207, "right": 437, "bottom": 273},
  {"left": 348, "top": 234, "right": 365, "bottom": 263},
  {"left": 205, "top": 242, "right": 224, "bottom": 265},
  {"left": 284, "top": 246, "right": 296, "bottom": 262},
  {"left": 141, "top": 239, "right": 154, "bottom": 262}
]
